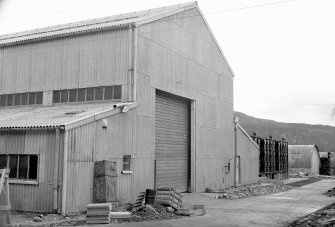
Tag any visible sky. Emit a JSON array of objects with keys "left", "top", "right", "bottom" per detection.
[{"left": 0, "top": 0, "right": 334, "bottom": 126}]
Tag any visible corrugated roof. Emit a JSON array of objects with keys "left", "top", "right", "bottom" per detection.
[
  {"left": 0, "top": 2, "right": 197, "bottom": 46},
  {"left": 0, "top": 103, "right": 120, "bottom": 129},
  {"left": 288, "top": 145, "right": 319, "bottom": 153}
]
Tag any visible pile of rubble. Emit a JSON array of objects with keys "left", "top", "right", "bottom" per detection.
[
  {"left": 209, "top": 182, "right": 293, "bottom": 200},
  {"left": 288, "top": 202, "right": 335, "bottom": 227},
  {"left": 86, "top": 187, "right": 205, "bottom": 224},
  {"left": 130, "top": 204, "right": 179, "bottom": 222}
]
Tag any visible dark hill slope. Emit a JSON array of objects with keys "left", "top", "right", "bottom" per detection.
[{"left": 234, "top": 111, "right": 335, "bottom": 153}]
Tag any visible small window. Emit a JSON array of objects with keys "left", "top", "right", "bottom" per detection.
[
  {"left": 7, "top": 94, "right": 14, "bottom": 106},
  {"left": 0, "top": 155, "right": 7, "bottom": 169},
  {"left": 86, "top": 88, "right": 94, "bottom": 101},
  {"left": 21, "top": 93, "right": 28, "bottom": 105},
  {"left": 29, "top": 155, "right": 38, "bottom": 180},
  {"left": 36, "top": 92, "right": 43, "bottom": 105},
  {"left": 69, "top": 89, "right": 77, "bottom": 102},
  {"left": 60, "top": 90, "right": 69, "bottom": 103},
  {"left": 0, "top": 95, "right": 6, "bottom": 106},
  {"left": 95, "top": 87, "right": 103, "bottom": 101},
  {"left": 114, "top": 85, "right": 121, "bottom": 99},
  {"left": 18, "top": 155, "right": 29, "bottom": 179},
  {"left": 77, "top": 89, "right": 86, "bottom": 102},
  {"left": 122, "top": 155, "right": 131, "bottom": 171},
  {"left": 14, "top": 94, "right": 21, "bottom": 106},
  {"left": 0, "top": 92, "right": 43, "bottom": 107},
  {"left": 53, "top": 91, "right": 60, "bottom": 103},
  {"left": 9, "top": 155, "right": 18, "bottom": 179},
  {"left": 2, "top": 154, "right": 38, "bottom": 181},
  {"left": 28, "top": 92, "right": 36, "bottom": 105},
  {"left": 51, "top": 85, "right": 122, "bottom": 104},
  {"left": 104, "top": 86, "right": 113, "bottom": 100}
]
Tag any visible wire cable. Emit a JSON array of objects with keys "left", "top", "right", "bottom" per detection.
[{"left": 0, "top": 0, "right": 297, "bottom": 22}]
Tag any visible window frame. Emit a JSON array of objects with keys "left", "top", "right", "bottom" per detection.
[
  {"left": 0, "top": 92, "right": 43, "bottom": 107},
  {"left": 52, "top": 85, "right": 122, "bottom": 105},
  {"left": 0, "top": 154, "right": 39, "bottom": 184},
  {"left": 121, "top": 155, "right": 132, "bottom": 174}
]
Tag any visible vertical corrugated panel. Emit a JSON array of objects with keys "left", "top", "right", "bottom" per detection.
[
  {"left": 196, "top": 158, "right": 232, "bottom": 191},
  {"left": 0, "top": 130, "right": 56, "bottom": 212},
  {"left": 0, "top": 48, "right": 3, "bottom": 92},
  {"left": 130, "top": 158, "right": 154, "bottom": 202},
  {"left": 67, "top": 122, "right": 95, "bottom": 162},
  {"left": 66, "top": 122, "right": 95, "bottom": 214},
  {"left": 155, "top": 92, "right": 190, "bottom": 192},
  {"left": 237, "top": 129, "right": 259, "bottom": 185},
  {"left": 137, "top": 8, "right": 235, "bottom": 192},
  {"left": 64, "top": 107, "right": 157, "bottom": 214},
  {"left": 66, "top": 161, "right": 94, "bottom": 214},
  {"left": 0, "top": 28, "right": 129, "bottom": 94}
]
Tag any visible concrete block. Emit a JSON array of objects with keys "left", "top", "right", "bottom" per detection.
[
  {"left": 94, "top": 160, "right": 118, "bottom": 177},
  {"left": 93, "top": 176, "right": 117, "bottom": 203}
]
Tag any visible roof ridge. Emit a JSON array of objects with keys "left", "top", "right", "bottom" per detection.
[{"left": 0, "top": 1, "right": 197, "bottom": 45}]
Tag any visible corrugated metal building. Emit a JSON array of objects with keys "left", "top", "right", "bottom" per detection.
[
  {"left": 235, "top": 124, "right": 259, "bottom": 185},
  {"left": 288, "top": 145, "right": 320, "bottom": 175},
  {"left": 0, "top": 2, "right": 258, "bottom": 214}
]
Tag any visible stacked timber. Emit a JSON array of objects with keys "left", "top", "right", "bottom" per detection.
[
  {"left": 134, "top": 192, "right": 146, "bottom": 208},
  {"left": 110, "top": 212, "right": 132, "bottom": 220},
  {"left": 155, "top": 187, "right": 182, "bottom": 209},
  {"left": 86, "top": 203, "right": 112, "bottom": 224}
]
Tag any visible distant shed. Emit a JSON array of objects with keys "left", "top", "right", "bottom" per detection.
[{"left": 288, "top": 145, "right": 320, "bottom": 175}]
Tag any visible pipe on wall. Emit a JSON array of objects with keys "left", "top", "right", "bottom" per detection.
[
  {"left": 61, "top": 130, "right": 69, "bottom": 215},
  {"left": 53, "top": 128, "right": 60, "bottom": 213},
  {"left": 130, "top": 22, "right": 138, "bottom": 102},
  {"left": 233, "top": 117, "right": 239, "bottom": 188}
]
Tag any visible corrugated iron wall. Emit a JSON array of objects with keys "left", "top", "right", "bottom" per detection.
[
  {"left": 237, "top": 128, "right": 259, "bottom": 185},
  {"left": 0, "top": 130, "right": 58, "bottom": 212},
  {"left": 65, "top": 109, "right": 154, "bottom": 214},
  {"left": 0, "top": 29, "right": 129, "bottom": 94},
  {"left": 137, "top": 8, "right": 235, "bottom": 191}
]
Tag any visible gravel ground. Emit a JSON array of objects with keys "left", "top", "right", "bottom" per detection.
[
  {"left": 10, "top": 204, "right": 184, "bottom": 226},
  {"left": 11, "top": 211, "right": 86, "bottom": 226},
  {"left": 288, "top": 203, "right": 335, "bottom": 227},
  {"left": 288, "top": 187, "right": 335, "bottom": 227}
]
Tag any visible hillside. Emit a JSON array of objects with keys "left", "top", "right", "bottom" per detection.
[{"left": 235, "top": 111, "right": 335, "bottom": 153}]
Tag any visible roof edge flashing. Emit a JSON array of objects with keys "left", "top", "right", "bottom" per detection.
[
  {"left": 237, "top": 124, "right": 260, "bottom": 149},
  {"left": 64, "top": 102, "right": 137, "bottom": 130},
  {"left": 0, "top": 125, "right": 65, "bottom": 131},
  {"left": 0, "top": 2, "right": 197, "bottom": 46}
]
